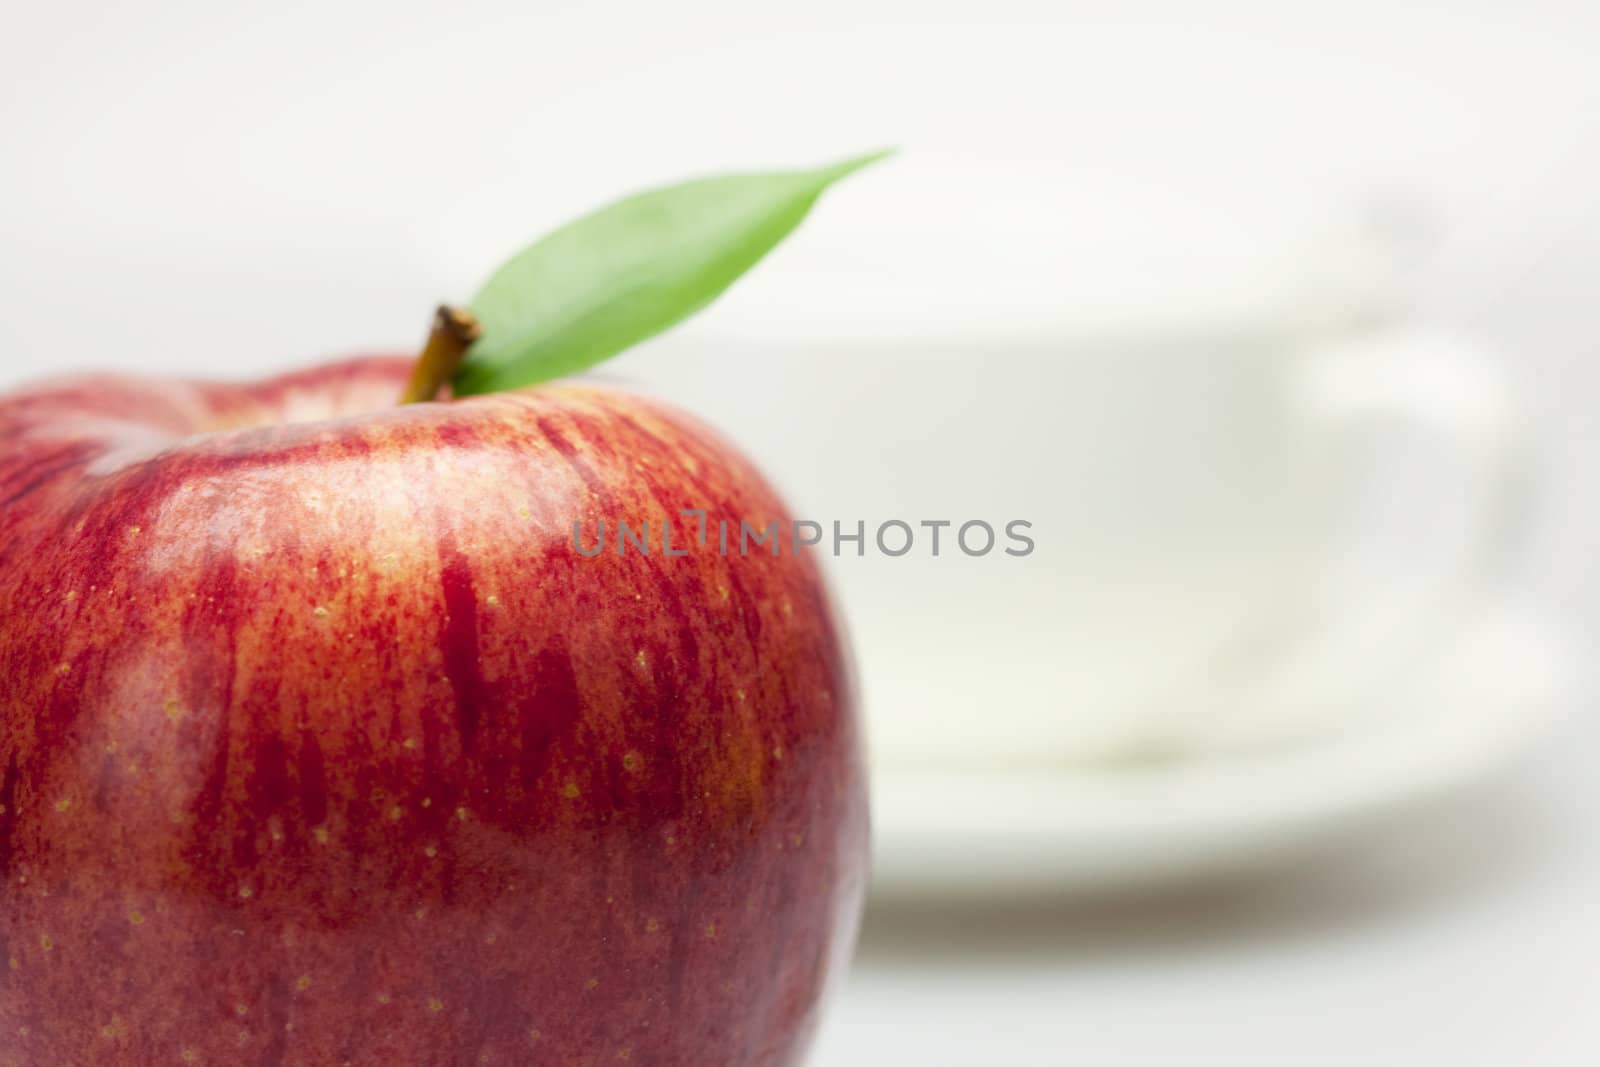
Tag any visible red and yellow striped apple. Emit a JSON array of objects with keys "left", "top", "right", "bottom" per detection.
[{"left": 0, "top": 354, "right": 865, "bottom": 1065}]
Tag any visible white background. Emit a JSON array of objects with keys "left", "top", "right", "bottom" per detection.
[{"left": 2, "top": 1, "right": 1598, "bottom": 1064}]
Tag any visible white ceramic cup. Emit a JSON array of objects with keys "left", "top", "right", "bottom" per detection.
[{"left": 601, "top": 162, "right": 1528, "bottom": 768}]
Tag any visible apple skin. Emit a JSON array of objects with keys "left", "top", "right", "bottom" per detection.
[{"left": 0, "top": 357, "right": 866, "bottom": 1066}]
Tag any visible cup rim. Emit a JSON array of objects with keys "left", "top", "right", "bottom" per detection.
[{"left": 680, "top": 162, "right": 1415, "bottom": 346}]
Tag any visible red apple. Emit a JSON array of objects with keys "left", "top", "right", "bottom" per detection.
[{"left": 0, "top": 355, "right": 866, "bottom": 1066}]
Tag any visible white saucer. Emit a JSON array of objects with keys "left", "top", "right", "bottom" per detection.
[{"left": 868, "top": 598, "right": 1575, "bottom": 899}]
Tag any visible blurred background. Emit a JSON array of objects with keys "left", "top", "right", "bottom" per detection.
[{"left": 2, "top": 0, "right": 1597, "bottom": 1062}]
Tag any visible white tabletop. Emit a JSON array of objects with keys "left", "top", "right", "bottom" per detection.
[{"left": 815, "top": 712, "right": 1596, "bottom": 1066}]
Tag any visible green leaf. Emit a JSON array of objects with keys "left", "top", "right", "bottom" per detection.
[{"left": 453, "top": 150, "right": 892, "bottom": 395}]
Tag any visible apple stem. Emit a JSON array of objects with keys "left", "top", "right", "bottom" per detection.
[{"left": 399, "top": 305, "right": 483, "bottom": 404}]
